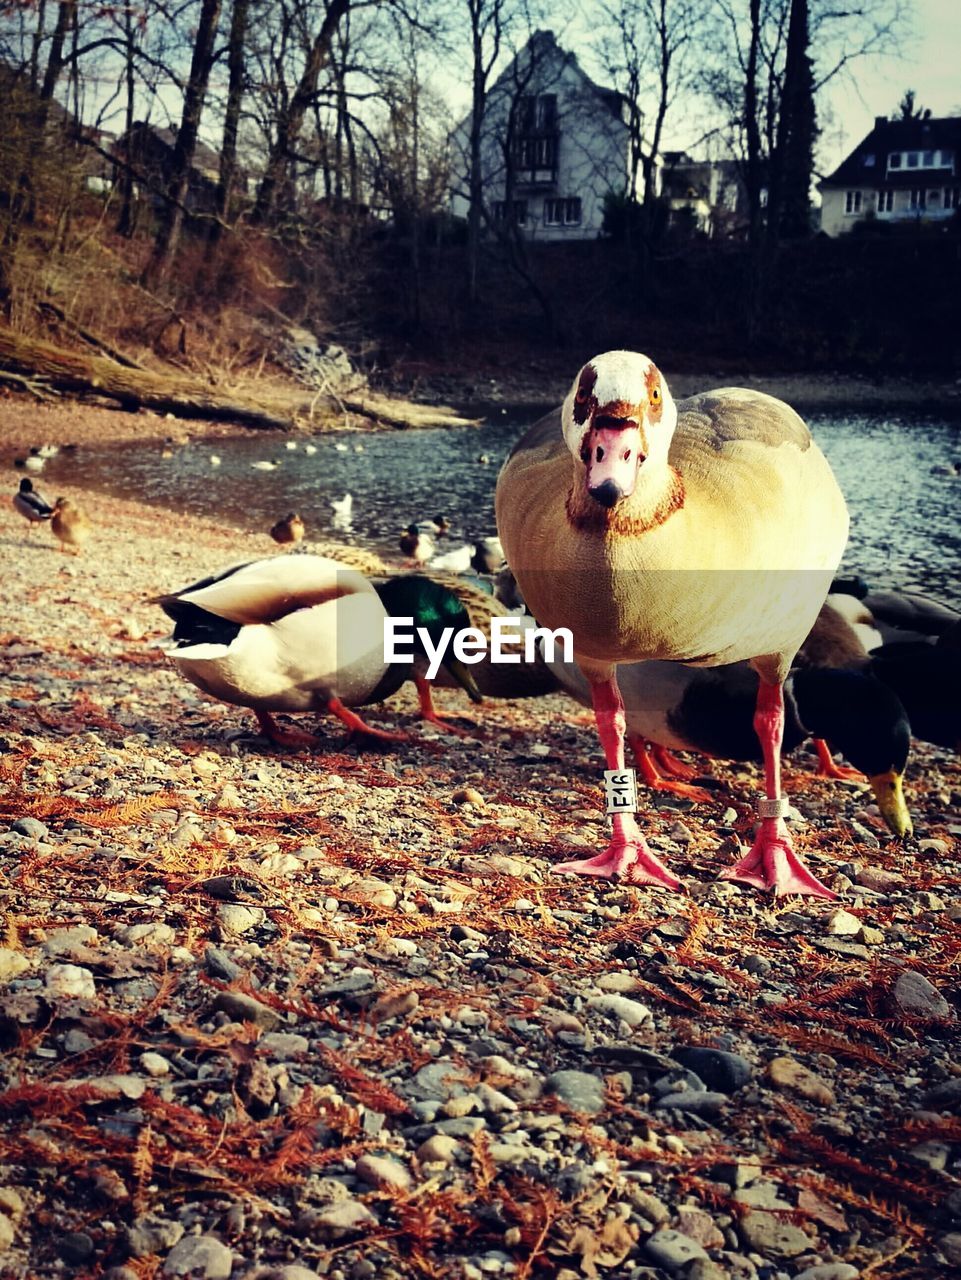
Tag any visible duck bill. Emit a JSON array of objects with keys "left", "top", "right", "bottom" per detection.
[
  {"left": 444, "top": 657, "right": 484, "bottom": 705},
  {"left": 868, "top": 769, "right": 913, "bottom": 838},
  {"left": 585, "top": 424, "right": 643, "bottom": 507}
]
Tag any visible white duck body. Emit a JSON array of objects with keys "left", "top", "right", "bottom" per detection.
[
  {"left": 497, "top": 369, "right": 848, "bottom": 682},
  {"left": 158, "top": 555, "right": 389, "bottom": 713}
]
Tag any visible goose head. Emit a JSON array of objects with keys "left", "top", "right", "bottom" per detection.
[{"left": 562, "top": 351, "right": 677, "bottom": 509}]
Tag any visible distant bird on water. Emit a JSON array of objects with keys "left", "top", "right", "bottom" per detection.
[
  {"left": 270, "top": 512, "right": 306, "bottom": 547},
  {"left": 51, "top": 497, "right": 92, "bottom": 555},
  {"left": 13, "top": 477, "right": 54, "bottom": 532},
  {"left": 496, "top": 349, "right": 849, "bottom": 898}
]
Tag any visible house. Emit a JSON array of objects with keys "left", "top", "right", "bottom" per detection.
[
  {"left": 818, "top": 115, "right": 961, "bottom": 236},
  {"left": 112, "top": 122, "right": 226, "bottom": 215},
  {"left": 449, "top": 30, "right": 648, "bottom": 241},
  {"left": 660, "top": 152, "right": 751, "bottom": 237}
]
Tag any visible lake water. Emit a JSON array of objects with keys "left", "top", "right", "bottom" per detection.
[{"left": 31, "top": 406, "right": 961, "bottom": 602}]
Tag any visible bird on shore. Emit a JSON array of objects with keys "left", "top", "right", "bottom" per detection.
[
  {"left": 154, "top": 554, "right": 482, "bottom": 748},
  {"left": 269, "top": 512, "right": 305, "bottom": 547},
  {"left": 429, "top": 543, "right": 473, "bottom": 573},
  {"left": 548, "top": 654, "right": 913, "bottom": 836},
  {"left": 472, "top": 535, "right": 505, "bottom": 574},
  {"left": 14, "top": 451, "right": 45, "bottom": 474},
  {"left": 399, "top": 523, "right": 435, "bottom": 564},
  {"left": 13, "top": 478, "right": 54, "bottom": 533},
  {"left": 251, "top": 460, "right": 280, "bottom": 471},
  {"left": 496, "top": 349, "right": 849, "bottom": 897},
  {"left": 827, "top": 579, "right": 960, "bottom": 649},
  {"left": 331, "top": 493, "right": 353, "bottom": 530},
  {"left": 50, "top": 497, "right": 91, "bottom": 555}
]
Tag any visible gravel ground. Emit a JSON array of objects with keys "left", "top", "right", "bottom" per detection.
[{"left": 1, "top": 472, "right": 960, "bottom": 1280}]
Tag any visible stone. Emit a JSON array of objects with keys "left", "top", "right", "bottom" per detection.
[
  {"left": 825, "top": 907, "right": 861, "bottom": 936},
  {"left": 654, "top": 1090, "right": 728, "bottom": 1115},
  {"left": 44, "top": 926, "right": 98, "bottom": 955},
  {"left": 453, "top": 787, "right": 486, "bottom": 807},
  {"left": 12, "top": 817, "right": 48, "bottom": 840},
  {"left": 46, "top": 964, "right": 96, "bottom": 999},
  {"left": 766, "top": 1055, "right": 836, "bottom": 1105},
  {"left": 416, "top": 1134, "right": 462, "bottom": 1165},
  {"left": 545, "top": 1070, "right": 606, "bottom": 1114},
  {"left": 0, "top": 1189, "right": 25, "bottom": 1219},
  {"left": 586, "top": 993, "right": 651, "bottom": 1027},
  {"left": 302, "top": 1199, "right": 378, "bottom": 1240},
  {"left": 354, "top": 1154, "right": 412, "bottom": 1192},
  {"left": 127, "top": 1214, "right": 185, "bottom": 1258},
  {"left": 910, "top": 1140, "right": 950, "bottom": 1171},
  {"left": 120, "top": 923, "right": 176, "bottom": 946},
  {"left": 738, "top": 1212, "right": 811, "bottom": 1257},
  {"left": 58, "top": 1232, "right": 95, "bottom": 1264},
  {"left": 855, "top": 866, "right": 904, "bottom": 891},
  {"left": 643, "top": 1229, "right": 709, "bottom": 1271},
  {"left": 892, "top": 970, "right": 953, "bottom": 1020},
  {"left": 140, "top": 1052, "right": 171, "bottom": 1077},
  {"left": 210, "top": 991, "right": 282, "bottom": 1031},
  {"left": 217, "top": 904, "right": 265, "bottom": 936},
  {"left": 673, "top": 1046, "right": 752, "bottom": 1093},
  {"left": 162, "top": 1234, "right": 234, "bottom": 1278},
  {"left": 734, "top": 1182, "right": 793, "bottom": 1211},
  {"left": 237, "top": 1060, "right": 277, "bottom": 1117},
  {"left": 793, "top": 1268, "right": 859, "bottom": 1280},
  {"left": 939, "top": 1233, "right": 961, "bottom": 1266},
  {"left": 350, "top": 878, "right": 397, "bottom": 909},
  {"left": 0, "top": 948, "right": 30, "bottom": 982},
  {"left": 0, "top": 1217, "right": 14, "bottom": 1251},
  {"left": 675, "top": 1206, "right": 725, "bottom": 1249},
  {"left": 406, "top": 1061, "right": 471, "bottom": 1101},
  {"left": 923, "top": 1078, "right": 961, "bottom": 1111}
]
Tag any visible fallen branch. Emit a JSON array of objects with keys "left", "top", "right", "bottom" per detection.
[
  {"left": 36, "top": 300, "right": 146, "bottom": 370},
  {"left": 0, "top": 327, "right": 478, "bottom": 432}
]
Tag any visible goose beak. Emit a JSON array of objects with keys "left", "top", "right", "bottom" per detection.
[
  {"left": 868, "top": 769, "right": 913, "bottom": 838},
  {"left": 585, "top": 421, "right": 643, "bottom": 507},
  {"left": 444, "top": 657, "right": 484, "bottom": 705}
]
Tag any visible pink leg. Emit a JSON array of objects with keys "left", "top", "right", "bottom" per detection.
[
  {"left": 629, "top": 735, "right": 714, "bottom": 804},
  {"left": 718, "top": 682, "right": 835, "bottom": 898},
  {"left": 553, "top": 677, "right": 681, "bottom": 889}
]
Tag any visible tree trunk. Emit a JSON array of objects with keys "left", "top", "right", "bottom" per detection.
[
  {"left": 143, "top": 0, "right": 223, "bottom": 284},
  {"left": 466, "top": 16, "right": 486, "bottom": 306},
  {"left": 774, "top": 0, "right": 816, "bottom": 239},
  {"left": 214, "top": 0, "right": 251, "bottom": 231},
  {"left": 116, "top": 6, "right": 138, "bottom": 237},
  {"left": 253, "top": 0, "right": 351, "bottom": 224}
]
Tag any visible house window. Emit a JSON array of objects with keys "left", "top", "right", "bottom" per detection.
[
  {"left": 518, "top": 94, "right": 557, "bottom": 133},
  {"left": 944, "top": 187, "right": 960, "bottom": 209},
  {"left": 889, "top": 153, "right": 902, "bottom": 169},
  {"left": 515, "top": 135, "right": 557, "bottom": 170},
  {"left": 877, "top": 190, "right": 894, "bottom": 213},
  {"left": 544, "top": 197, "right": 582, "bottom": 226},
  {"left": 907, "top": 152, "right": 919, "bottom": 168},
  {"left": 492, "top": 200, "right": 528, "bottom": 226},
  {"left": 940, "top": 150, "right": 955, "bottom": 170},
  {"left": 909, "top": 189, "right": 926, "bottom": 210},
  {"left": 844, "top": 190, "right": 862, "bottom": 214},
  {"left": 922, "top": 150, "right": 934, "bottom": 167},
  {"left": 863, "top": 153, "right": 875, "bottom": 167}
]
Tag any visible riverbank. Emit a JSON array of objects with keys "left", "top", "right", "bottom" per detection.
[
  {"left": 2, "top": 363, "right": 960, "bottom": 455},
  {"left": 0, "top": 493, "right": 959, "bottom": 1279}
]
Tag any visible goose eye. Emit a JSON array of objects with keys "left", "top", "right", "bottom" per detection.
[
  {"left": 650, "top": 387, "right": 661, "bottom": 406},
  {"left": 575, "top": 386, "right": 589, "bottom": 404}
]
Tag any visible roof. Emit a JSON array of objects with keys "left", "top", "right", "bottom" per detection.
[
  {"left": 820, "top": 115, "right": 961, "bottom": 188},
  {"left": 486, "top": 30, "right": 629, "bottom": 124},
  {"left": 123, "top": 122, "right": 222, "bottom": 174}
]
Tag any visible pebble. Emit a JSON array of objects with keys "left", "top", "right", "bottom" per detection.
[
  {"left": 46, "top": 964, "right": 96, "bottom": 999},
  {"left": 128, "top": 1214, "right": 185, "bottom": 1257},
  {"left": 738, "top": 1212, "right": 811, "bottom": 1257},
  {"left": 892, "top": 970, "right": 953, "bottom": 1020},
  {"left": 825, "top": 907, "right": 861, "bottom": 936},
  {"left": 140, "top": 1051, "right": 172, "bottom": 1077},
  {"left": 644, "top": 1229, "right": 709, "bottom": 1271},
  {"left": 350, "top": 877, "right": 398, "bottom": 908},
  {"left": 301, "top": 1199, "right": 378, "bottom": 1240},
  {"left": 793, "top": 1267, "right": 860, "bottom": 1280},
  {"left": 654, "top": 1090, "right": 728, "bottom": 1115},
  {"left": 217, "top": 904, "right": 265, "bottom": 935},
  {"left": 11, "top": 816, "right": 48, "bottom": 840},
  {"left": 674, "top": 1047, "right": 752, "bottom": 1093},
  {"left": 545, "top": 1070, "right": 606, "bottom": 1114},
  {"left": 586, "top": 993, "right": 652, "bottom": 1027},
  {"left": 766, "top": 1055, "right": 836, "bottom": 1105},
  {"left": 0, "top": 948, "right": 30, "bottom": 981},
  {"left": 162, "top": 1234, "right": 234, "bottom": 1278},
  {"left": 923, "top": 1078, "right": 961, "bottom": 1111},
  {"left": 210, "top": 991, "right": 283, "bottom": 1030},
  {"left": 416, "top": 1134, "right": 462, "bottom": 1165},
  {"left": 354, "top": 1154, "right": 412, "bottom": 1191}
]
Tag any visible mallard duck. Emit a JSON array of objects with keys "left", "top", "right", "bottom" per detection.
[
  {"left": 399, "top": 524, "right": 435, "bottom": 564},
  {"left": 14, "top": 453, "right": 44, "bottom": 474},
  {"left": 828, "top": 581, "right": 959, "bottom": 648},
  {"left": 13, "top": 478, "right": 54, "bottom": 533},
  {"left": 269, "top": 513, "right": 306, "bottom": 546},
  {"left": 472, "top": 536, "right": 505, "bottom": 574},
  {"left": 251, "top": 460, "right": 280, "bottom": 471},
  {"left": 548, "top": 655, "right": 912, "bottom": 835},
  {"left": 154, "top": 555, "right": 482, "bottom": 747},
  {"left": 429, "top": 543, "right": 473, "bottom": 573},
  {"left": 304, "top": 443, "right": 318, "bottom": 455},
  {"left": 496, "top": 350, "right": 849, "bottom": 897},
  {"left": 50, "top": 497, "right": 91, "bottom": 555}
]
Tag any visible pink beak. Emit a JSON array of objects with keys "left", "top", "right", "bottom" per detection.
[{"left": 585, "top": 422, "right": 644, "bottom": 508}]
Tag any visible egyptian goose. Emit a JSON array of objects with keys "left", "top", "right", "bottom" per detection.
[
  {"left": 496, "top": 349, "right": 849, "bottom": 897},
  {"left": 154, "top": 555, "right": 482, "bottom": 748},
  {"left": 13, "top": 478, "right": 54, "bottom": 533}
]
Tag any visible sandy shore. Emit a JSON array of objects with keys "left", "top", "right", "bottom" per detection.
[{"left": 0, "top": 487, "right": 958, "bottom": 1278}]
